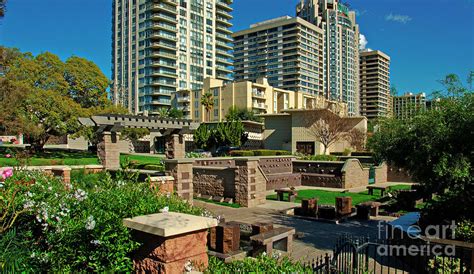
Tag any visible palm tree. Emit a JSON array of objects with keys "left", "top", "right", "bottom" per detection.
[
  {"left": 0, "top": 0, "right": 6, "bottom": 18},
  {"left": 200, "top": 92, "right": 214, "bottom": 122}
]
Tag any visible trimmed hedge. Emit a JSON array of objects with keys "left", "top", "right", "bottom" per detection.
[
  {"left": 229, "top": 150, "right": 291, "bottom": 157},
  {"left": 229, "top": 150, "right": 255, "bottom": 157}
]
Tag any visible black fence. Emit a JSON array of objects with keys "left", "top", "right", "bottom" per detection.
[{"left": 306, "top": 235, "right": 473, "bottom": 273}]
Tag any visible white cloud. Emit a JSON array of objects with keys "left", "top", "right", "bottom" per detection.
[
  {"left": 354, "top": 9, "right": 367, "bottom": 16},
  {"left": 359, "top": 34, "right": 368, "bottom": 50},
  {"left": 385, "top": 13, "right": 412, "bottom": 24}
]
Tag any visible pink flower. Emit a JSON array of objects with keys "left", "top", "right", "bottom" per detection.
[
  {"left": 5, "top": 154, "right": 11, "bottom": 158},
  {"left": 1, "top": 168, "right": 13, "bottom": 181}
]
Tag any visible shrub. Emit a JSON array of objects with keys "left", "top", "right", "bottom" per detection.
[
  {"left": 230, "top": 150, "right": 254, "bottom": 157},
  {"left": 0, "top": 170, "right": 206, "bottom": 272},
  {"left": 253, "top": 150, "right": 291, "bottom": 156},
  {"left": 299, "top": 154, "right": 338, "bottom": 161},
  {"left": 206, "top": 254, "right": 312, "bottom": 273}
]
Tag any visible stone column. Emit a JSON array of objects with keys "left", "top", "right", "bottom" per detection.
[
  {"left": 165, "top": 134, "right": 185, "bottom": 159},
  {"left": 97, "top": 131, "right": 121, "bottom": 170},
  {"left": 123, "top": 212, "right": 218, "bottom": 274},
  {"left": 165, "top": 159, "right": 194, "bottom": 203},
  {"left": 234, "top": 158, "right": 266, "bottom": 208}
]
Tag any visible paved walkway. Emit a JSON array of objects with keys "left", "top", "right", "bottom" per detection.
[{"left": 195, "top": 200, "right": 395, "bottom": 262}]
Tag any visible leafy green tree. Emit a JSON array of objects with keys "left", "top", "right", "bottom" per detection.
[
  {"left": 200, "top": 92, "right": 214, "bottom": 122},
  {"left": 64, "top": 56, "right": 109, "bottom": 108},
  {"left": 17, "top": 89, "right": 85, "bottom": 151},
  {"left": 193, "top": 124, "right": 212, "bottom": 150},
  {"left": 0, "top": 48, "right": 126, "bottom": 150},
  {"left": 168, "top": 108, "right": 184, "bottom": 119},
  {"left": 225, "top": 106, "right": 263, "bottom": 122},
  {"left": 368, "top": 73, "right": 473, "bottom": 225}
]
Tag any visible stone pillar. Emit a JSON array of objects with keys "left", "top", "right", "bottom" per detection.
[
  {"left": 335, "top": 196, "right": 352, "bottom": 216},
  {"left": 301, "top": 198, "right": 318, "bottom": 217},
  {"left": 97, "top": 131, "right": 121, "bottom": 170},
  {"left": 165, "top": 159, "right": 194, "bottom": 203},
  {"left": 234, "top": 158, "right": 266, "bottom": 208},
  {"left": 149, "top": 176, "right": 175, "bottom": 195},
  {"left": 52, "top": 167, "right": 72, "bottom": 189},
  {"left": 165, "top": 134, "right": 185, "bottom": 159},
  {"left": 123, "top": 212, "right": 218, "bottom": 274}
]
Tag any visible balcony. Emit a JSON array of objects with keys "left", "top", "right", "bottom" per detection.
[
  {"left": 150, "top": 13, "right": 177, "bottom": 24},
  {"left": 150, "top": 51, "right": 176, "bottom": 59},
  {"left": 149, "top": 80, "right": 176, "bottom": 87},
  {"left": 150, "top": 23, "right": 177, "bottom": 32},
  {"left": 150, "top": 41, "right": 176, "bottom": 51},
  {"left": 216, "top": 16, "right": 232, "bottom": 27},
  {"left": 216, "top": 41, "right": 232, "bottom": 50},
  {"left": 216, "top": 0, "right": 233, "bottom": 11},
  {"left": 252, "top": 90, "right": 265, "bottom": 98},
  {"left": 215, "top": 57, "right": 232, "bottom": 65},
  {"left": 252, "top": 102, "right": 266, "bottom": 109},
  {"left": 151, "top": 32, "right": 177, "bottom": 41},
  {"left": 181, "top": 106, "right": 191, "bottom": 112},
  {"left": 177, "top": 96, "right": 190, "bottom": 103},
  {"left": 151, "top": 3, "right": 177, "bottom": 14},
  {"left": 216, "top": 25, "right": 233, "bottom": 34},
  {"left": 216, "top": 32, "right": 233, "bottom": 42}
]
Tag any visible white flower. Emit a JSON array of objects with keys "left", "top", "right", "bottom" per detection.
[
  {"left": 90, "top": 240, "right": 101, "bottom": 245},
  {"left": 48, "top": 186, "right": 52, "bottom": 191},
  {"left": 74, "top": 189, "right": 87, "bottom": 201},
  {"left": 184, "top": 261, "right": 193, "bottom": 272},
  {"left": 262, "top": 251, "right": 267, "bottom": 256},
  {"left": 26, "top": 191, "right": 33, "bottom": 197},
  {"left": 85, "top": 215, "right": 96, "bottom": 230},
  {"left": 23, "top": 200, "right": 35, "bottom": 209},
  {"left": 30, "top": 252, "right": 36, "bottom": 258},
  {"left": 160, "top": 206, "right": 169, "bottom": 213}
]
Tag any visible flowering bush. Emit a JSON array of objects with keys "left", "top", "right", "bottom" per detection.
[{"left": 0, "top": 170, "right": 205, "bottom": 272}]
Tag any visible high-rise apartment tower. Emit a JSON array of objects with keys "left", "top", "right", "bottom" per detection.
[
  {"left": 112, "top": 0, "right": 233, "bottom": 114},
  {"left": 359, "top": 49, "right": 391, "bottom": 120},
  {"left": 296, "top": 0, "right": 360, "bottom": 116}
]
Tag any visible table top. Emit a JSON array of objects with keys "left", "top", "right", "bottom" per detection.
[{"left": 123, "top": 212, "right": 218, "bottom": 237}]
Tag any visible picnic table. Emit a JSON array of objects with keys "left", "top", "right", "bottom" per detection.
[
  {"left": 367, "top": 185, "right": 389, "bottom": 196},
  {"left": 275, "top": 188, "right": 298, "bottom": 202}
]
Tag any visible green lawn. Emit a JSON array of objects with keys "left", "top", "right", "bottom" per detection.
[
  {"left": 267, "top": 184, "right": 412, "bottom": 206},
  {"left": 0, "top": 147, "right": 164, "bottom": 167},
  {"left": 195, "top": 197, "right": 241, "bottom": 208}
]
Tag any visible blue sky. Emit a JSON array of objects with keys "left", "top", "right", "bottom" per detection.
[{"left": 0, "top": 0, "right": 473, "bottom": 96}]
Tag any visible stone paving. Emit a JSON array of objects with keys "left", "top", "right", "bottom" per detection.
[{"left": 195, "top": 200, "right": 396, "bottom": 263}]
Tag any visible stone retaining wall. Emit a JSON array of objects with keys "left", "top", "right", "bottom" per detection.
[{"left": 193, "top": 167, "right": 236, "bottom": 198}]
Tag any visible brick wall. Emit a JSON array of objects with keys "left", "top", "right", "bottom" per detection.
[
  {"left": 341, "top": 159, "right": 369, "bottom": 188},
  {"left": 374, "top": 163, "right": 388, "bottom": 184},
  {"left": 193, "top": 167, "right": 236, "bottom": 198}
]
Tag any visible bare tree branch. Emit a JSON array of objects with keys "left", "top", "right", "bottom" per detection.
[{"left": 303, "top": 108, "right": 354, "bottom": 154}]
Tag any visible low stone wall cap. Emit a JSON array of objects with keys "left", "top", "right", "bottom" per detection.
[
  {"left": 52, "top": 166, "right": 72, "bottom": 171},
  {"left": 85, "top": 164, "right": 104, "bottom": 169},
  {"left": 149, "top": 176, "right": 175, "bottom": 182},
  {"left": 164, "top": 158, "right": 195, "bottom": 164},
  {"left": 123, "top": 212, "right": 218, "bottom": 237}
]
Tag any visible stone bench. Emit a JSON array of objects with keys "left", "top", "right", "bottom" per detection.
[
  {"left": 275, "top": 188, "right": 298, "bottom": 202},
  {"left": 367, "top": 185, "right": 389, "bottom": 196},
  {"left": 356, "top": 201, "right": 382, "bottom": 220},
  {"left": 123, "top": 212, "right": 218, "bottom": 273},
  {"left": 250, "top": 227, "right": 295, "bottom": 257}
]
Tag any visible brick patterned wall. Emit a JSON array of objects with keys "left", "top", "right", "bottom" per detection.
[
  {"left": 194, "top": 159, "right": 236, "bottom": 167},
  {"left": 258, "top": 157, "right": 295, "bottom": 174},
  {"left": 341, "top": 159, "right": 369, "bottom": 188},
  {"left": 97, "top": 132, "right": 121, "bottom": 170},
  {"left": 300, "top": 174, "right": 343, "bottom": 188},
  {"left": 266, "top": 173, "right": 301, "bottom": 190},
  {"left": 193, "top": 167, "right": 236, "bottom": 198},
  {"left": 165, "top": 160, "right": 194, "bottom": 203},
  {"left": 374, "top": 163, "right": 388, "bottom": 184}
]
